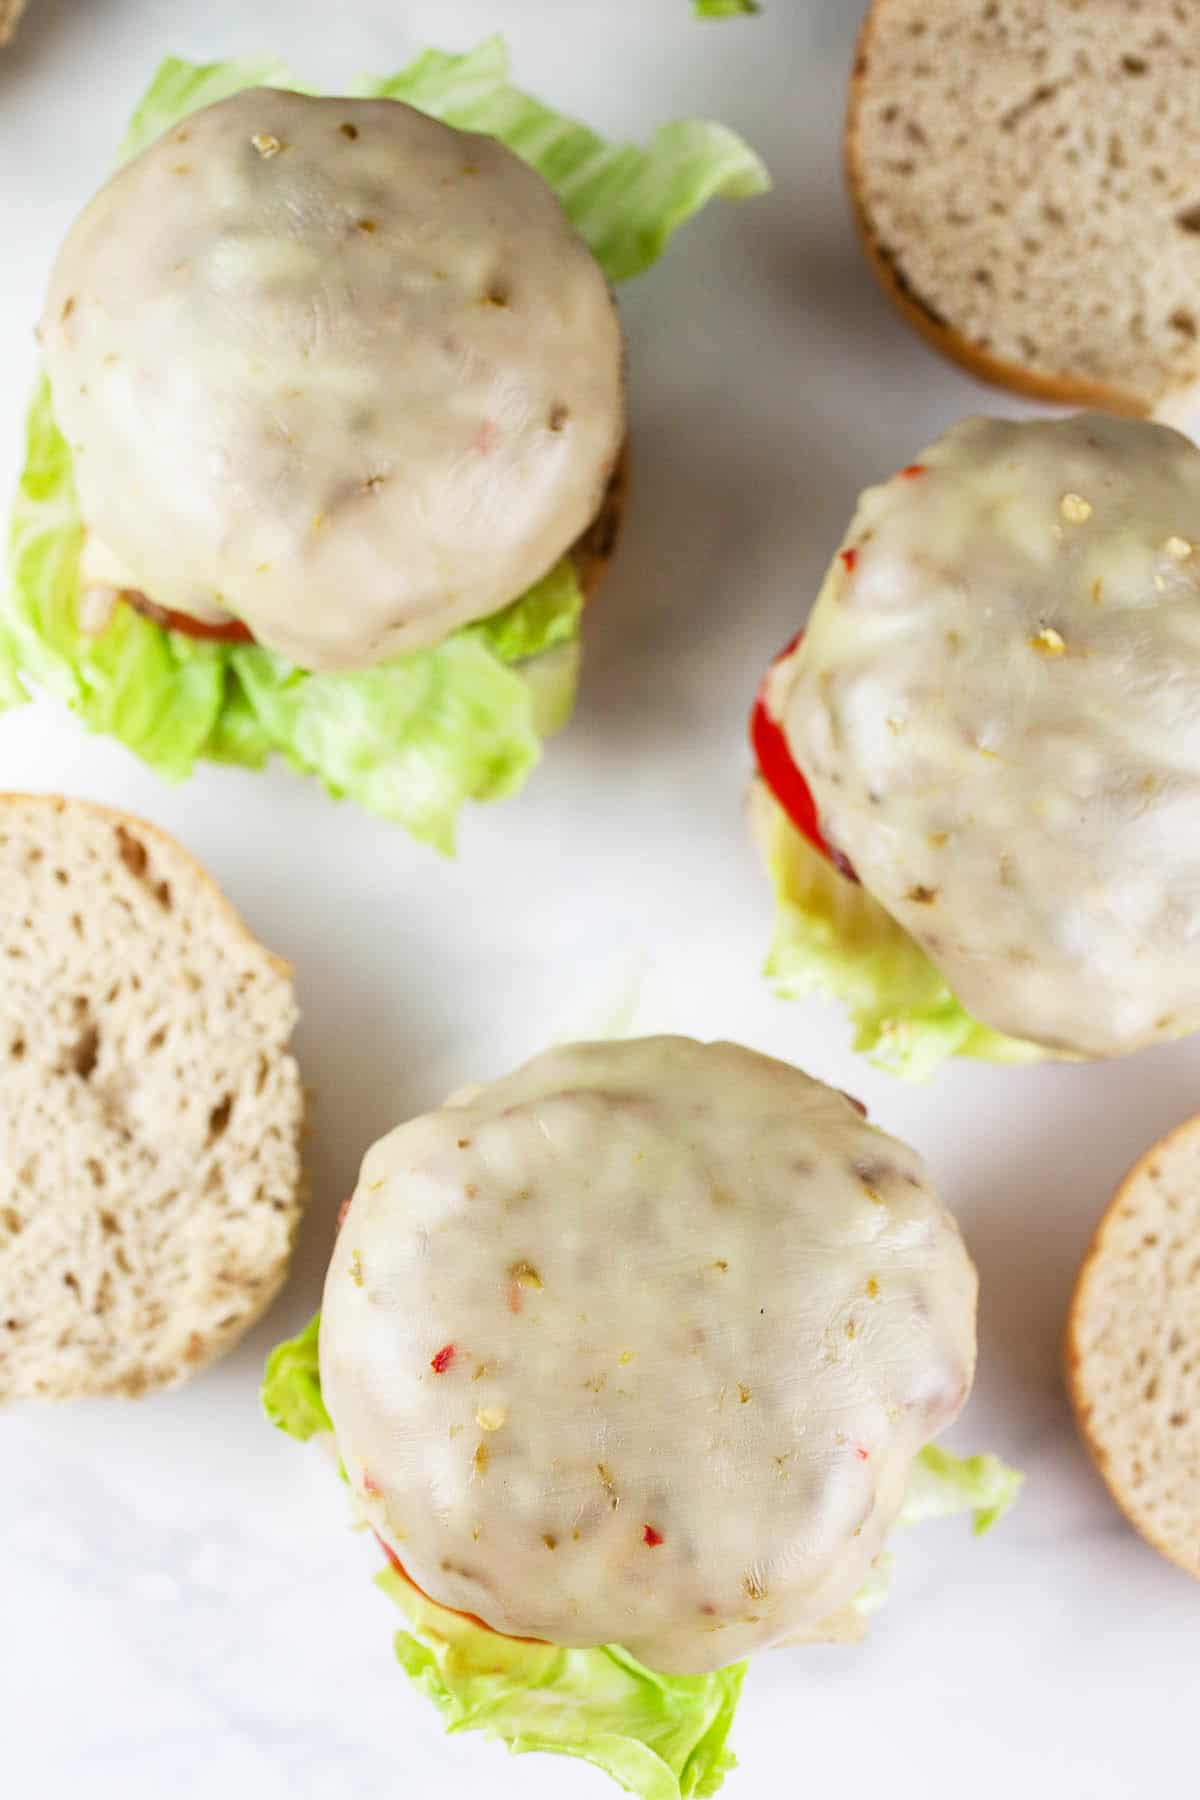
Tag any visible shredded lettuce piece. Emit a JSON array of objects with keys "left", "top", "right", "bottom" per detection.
[
  {"left": 360, "top": 39, "right": 769, "bottom": 283},
  {"left": 262, "top": 1314, "right": 331, "bottom": 1440},
  {"left": 118, "top": 55, "right": 308, "bottom": 162},
  {"left": 5, "top": 382, "right": 574, "bottom": 850},
  {"left": 380, "top": 1569, "right": 744, "bottom": 1800},
  {"left": 898, "top": 1444, "right": 1025, "bottom": 1538},
  {"left": 263, "top": 1317, "right": 1022, "bottom": 1797},
  {"left": 850, "top": 1443, "right": 1024, "bottom": 1617},
  {"left": 693, "top": 1, "right": 761, "bottom": 16},
  {"left": 4, "top": 47, "right": 767, "bottom": 846},
  {"left": 758, "top": 786, "right": 1049, "bottom": 1081}
]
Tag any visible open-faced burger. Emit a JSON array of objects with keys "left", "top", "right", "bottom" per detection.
[
  {"left": 3, "top": 45, "right": 767, "bottom": 849},
  {"left": 753, "top": 412, "right": 1200, "bottom": 1078},
  {"left": 265, "top": 1035, "right": 1019, "bottom": 1797}
]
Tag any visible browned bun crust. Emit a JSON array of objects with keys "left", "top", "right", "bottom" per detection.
[
  {"left": 844, "top": 1, "right": 1153, "bottom": 419},
  {"left": 571, "top": 440, "right": 629, "bottom": 604},
  {"left": 1065, "top": 1114, "right": 1200, "bottom": 1580},
  {"left": 0, "top": 0, "right": 27, "bottom": 46}
]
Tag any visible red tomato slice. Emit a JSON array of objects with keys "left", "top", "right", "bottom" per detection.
[
  {"left": 750, "top": 634, "right": 858, "bottom": 883},
  {"left": 373, "top": 1532, "right": 544, "bottom": 1644},
  {"left": 126, "top": 589, "right": 255, "bottom": 645}
]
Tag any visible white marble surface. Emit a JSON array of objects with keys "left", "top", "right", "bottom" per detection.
[{"left": 2, "top": 3, "right": 1198, "bottom": 1796}]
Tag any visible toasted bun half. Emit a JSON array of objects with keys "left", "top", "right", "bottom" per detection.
[
  {"left": 846, "top": 0, "right": 1200, "bottom": 420},
  {"left": 1066, "top": 1116, "right": 1200, "bottom": 1579},
  {"left": 0, "top": 794, "right": 304, "bottom": 1403}
]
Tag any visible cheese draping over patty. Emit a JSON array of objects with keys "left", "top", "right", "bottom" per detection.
[
  {"left": 42, "top": 89, "right": 624, "bottom": 670},
  {"left": 779, "top": 413, "right": 1200, "bottom": 1058},
  {"left": 321, "top": 1037, "right": 977, "bottom": 1674}
]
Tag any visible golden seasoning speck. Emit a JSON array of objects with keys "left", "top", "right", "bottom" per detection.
[
  {"left": 742, "top": 1571, "right": 768, "bottom": 1602},
  {"left": 542, "top": 1534, "right": 558, "bottom": 1550},
  {"left": 845, "top": 1319, "right": 857, "bottom": 1340},
  {"left": 509, "top": 1260, "right": 543, "bottom": 1290},
  {"left": 618, "top": 1349, "right": 635, "bottom": 1365},
  {"left": 475, "top": 1406, "right": 506, "bottom": 1432},
  {"left": 472, "top": 1442, "right": 489, "bottom": 1477},
  {"left": 712, "top": 1259, "right": 729, "bottom": 1273},
  {"left": 1030, "top": 626, "right": 1066, "bottom": 657},
  {"left": 737, "top": 1383, "right": 752, "bottom": 1405},
  {"left": 366, "top": 1179, "right": 385, "bottom": 1192},
  {"left": 866, "top": 1277, "right": 880, "bottom": 1298},
  {"left": 1060, "top": 493, "right": 1092, "bottom": 523},
  {"left": 1165, "top": 535, "right": 1193, "bottom": 560},
  {"left": 472, "top": 1361, "right": 490, "bottom": 1381},
  {"left": 596, "top": 1463, "right": 620, "bottom": 1510},
  {"left": 251, "top": 133, "right": 282, "bottom": 159},
  {"left": 349, "top": 1250, "right": 364, "bottom": 1287}
]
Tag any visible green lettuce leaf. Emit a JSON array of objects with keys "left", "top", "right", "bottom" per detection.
[
  {"left": 851, "top": 1443, "right": 1024, "bottom": 1618},
  {"left": 381, "top": 1569, "right": 744, "bottom": 1800},
  {"left": 5, "top": 379, "right": 578, "bottom": 851},
  {"left": 693, "top": 1, "right": 761, "bottom": 17},
  {"left": 4, "top": 47, "right": 766, "bottom": 846},
  {"left": 898, "top": 1444, "right": 1025, "bottom": 1538},
  {"left": 117, "top": 55, "right": 307, "bottom": 162},
  {"left": 359, "top": 39, "right": 770, "bottom": 284},
  {"left": 263, "top": 1316, "right": 1021, "bottom": 1797},
  {"left": 261, "top": 1313, "right": 331, "bottom": 1440},
  {"left": 758, "top": 786, "right": 1049, "bottom": 1081}
]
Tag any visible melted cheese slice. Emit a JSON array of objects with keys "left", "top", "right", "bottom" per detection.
[
  {"left": 42, "top": 89, "right": 624, "bottom": 669},
  {"left": 320, "top": 1037, "right": 977, "bottom": 1675},
  {"left": 780, "top": 413, "right": 1200, "bottom": 1058}
]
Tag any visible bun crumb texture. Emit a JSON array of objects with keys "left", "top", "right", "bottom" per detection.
[
  {"left": 849, "top": 0, "right": 1200, "bottom": 417},
  {"left": 0, "top": 794, "right": 304, "bottom": 1403},
  {"left": 1067, "top": 1116, "right": 1200, "bottom": 1580}
]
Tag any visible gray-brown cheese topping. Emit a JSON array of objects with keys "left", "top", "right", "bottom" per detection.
[
  {"left": 320, "top": 1036, "right": 977, "bottom": 1674},
  {"left": 42, "top": 89, "right": 624, "bottom": 670},
  {"left": 779, "top": 413, "right": 1200, "bottom": 1058}
]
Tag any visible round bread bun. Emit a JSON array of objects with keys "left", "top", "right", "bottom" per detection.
[
  {"left": 320, "top": 1036, "right": 977, "bottom": 1675},
  {"left": 43, "top": 88, "right": 625, "bottom": 672},
  {"left": 847, "top": 1, "right": 1200, "bottom": 419},
  {"left": 0, "top": 794, "right": 304, "bottom": 1404},
  {"left": 1067, "top": 1117, "right": 1200, "bottom": 1581}
]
